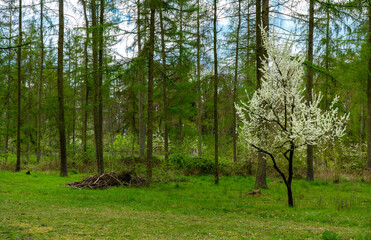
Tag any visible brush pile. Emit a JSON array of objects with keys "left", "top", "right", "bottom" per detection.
[{"left": 67, "top": 171, "right": 146, "bottom": 189}]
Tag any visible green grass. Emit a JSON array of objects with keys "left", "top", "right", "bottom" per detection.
[{"left": 0, "top": 171, "right": 370, "bottom": 239}]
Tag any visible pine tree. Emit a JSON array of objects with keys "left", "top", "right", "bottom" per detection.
[{"left": 58, "top": 0, "right": 67, "bottom": 177}]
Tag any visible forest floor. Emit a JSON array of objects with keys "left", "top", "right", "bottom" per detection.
[{"left": 0, "top": 170, "right": 370, "bottom": 239}]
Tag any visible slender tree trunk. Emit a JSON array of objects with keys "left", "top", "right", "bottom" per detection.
[
  {"left": 196, "top": 0, "right": 202, "bottom": 156},
  {"left": 178, "top": 1, "right": 184, "bottom": 144},
  {"left": 306, "top": 0, "right": 314, "bottom": 180},
  {"left": 213, "top": 0, "right": 219, "bottom": 184},
  {"left": 323, "top": 0, "right": 330, "bottom": 167},
  {"left": 286, "top": 181, "right": 294, "bottom": 207},
  {"left": 5, "top": 11, "right": 12, "bottom": 163},
  {"left": 137, "top": 0, "right": 146, "bottom": 158},
  {"left": 232, "top": 0, "right": 241, "bottom": 163},
  {"left": 91, "top": 0, "right": 104, "bottom": 174},
  {"left": 92, "top": 0, "right": 98, "bottom": 164},
  {"left": 367, "top": 3, "right": 371, "bottom": 170},
  {"left": 58, "top": 0, "right": 67, "bottom": 177},
  {"left": 255, "top": 0, "right": 268, "bottom": 189},
  {"left": 261, "top": 144, "right": 294, "bottom": 207},
  {"left": 96, "top": 0, "right": 105, "bottom": 174},
  {"left": 36, "top": 0, "right": 44, "bottom": 163},
  {"left": 15, "top": 0, "right": 22, "bottom": 172},
  {"left": 147, "top": 2, "right": 155, "bottom": 185},
  {"left": 26, "top": 60, "right": 31, "bottom": 163},
  {"left": 159, "top": 7, "right": 169, "bottom": 161},
  {"left": 287, "top": 144, "right": 294, "bottom": 207},
  {"left": 324, "top": 0, "right": 330, "bottom": 111},
  {"left": 72, "top": 60, "right": 77, "bottom": 154},
  {"left": 82, "top": 0, "right": 89, "bottom": 154},
  {"left": 246, "top": 4, "right": 251, "bottom": 86}
]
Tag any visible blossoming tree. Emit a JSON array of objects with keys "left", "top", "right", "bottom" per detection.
[{"left": 236, "top": 29, "right": 349, "bottom": 207}]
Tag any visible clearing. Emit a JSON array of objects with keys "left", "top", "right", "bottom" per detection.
[{"left": 0, "top": 171, "right": 370, "bottom": 239}]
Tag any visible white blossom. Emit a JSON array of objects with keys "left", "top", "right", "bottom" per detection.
[{"left": 236, "top": 29, "right": 349, "bottom": 155}]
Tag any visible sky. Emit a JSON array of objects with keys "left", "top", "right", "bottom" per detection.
[{"left": 1, "top": 0, "right": 334, "bottom": 60}]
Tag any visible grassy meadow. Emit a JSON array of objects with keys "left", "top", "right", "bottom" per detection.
[{"left": 0, "top": 170, "right": 370, "bottom": 239}]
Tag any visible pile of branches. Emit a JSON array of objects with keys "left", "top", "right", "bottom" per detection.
[{"left": 67, "top": 171, "right": 146, "bottom": 189}]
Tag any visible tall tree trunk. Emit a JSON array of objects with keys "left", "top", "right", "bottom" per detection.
[
  {"left": 72, "top": 60, "right": 78, "bottom": 155},
  {"left": 323, "top": 0, "right": 330, "bottom": 168},
  {"left": 36, "top": 0, "right": 44, "bottom": 163},
  {"left": 82, "top": 0, "right": 89, "bottom": 154},
  {"left": 213, "top": 0, "right": 219, "bottom": 184},
  {"left": 137, "top": 0, "right": 146, "bottom": 158},
  {"left": 196, "top": 0, "right": 202, "bottom": 156},
  {"left": 324, "top": 0, "right": 330, "bottom": 111},
  {"left": 367, "top": 3, "right": 371, "bottom": 170},
  {"left": 178, "top": 0, "right": 184, "bottom": 144},
  {"left": 97, "top": 0, "right": 105, "bottom": 174},
  {"left": 5, "top": 10, "right": 12, "bottom": 163},
  {"left": 306, "top": 0, "right": 314, "bottom": 180},
  {"left": 26, "top": 59, "right": 31, "bottom": 163},
  {"left": 92, "top": 0, "right": 98, "bottom": 166},
  {"left": 58, "top": 0, "right": 68, "bottom": 176},
  {"left": 232, "top": 0, "right": 241, "bottom": 163},
  {"left": 255, "top": 0, "right": 268, "bottom": 189},
  {"left": 147, "top": 2, "right": 155, "bottom": 185},
  {"left": 159, "top": 6, "right": 169, "bottom": 161},
  {"left": 246, "top": 3, "right": 251, "bottom": 86},
  {"left": 15, "top": 0, "right": 22, "bottom": 172},
  {"left": 92, "top": 0, "right": 104, "bottom": 175}
]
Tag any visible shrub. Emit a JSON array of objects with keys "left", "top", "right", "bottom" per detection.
[{"left": 166, "top": 153, "right": 227, "bottom": 175}]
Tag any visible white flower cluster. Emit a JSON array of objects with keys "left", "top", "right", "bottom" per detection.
[{"left": 236, "top": 29, "right": 349, "bottom": 155}]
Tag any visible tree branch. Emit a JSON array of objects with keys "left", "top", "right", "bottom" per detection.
[{"left": 0, "top": 41, "right": 33, "bottom": 50}]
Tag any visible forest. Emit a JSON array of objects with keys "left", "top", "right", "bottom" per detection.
[{"left": 0, "top": 0, "right": 370, "bottom": 239}]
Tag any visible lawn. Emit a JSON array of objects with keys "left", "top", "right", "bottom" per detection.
[{"left": 0, "top": 170, "right": 370, "bottom": 239}]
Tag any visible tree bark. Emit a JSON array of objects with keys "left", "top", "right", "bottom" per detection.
[
  {"left": 5, "top": 8, "right": 13, "bottom": 163},
  {"left": 137, "top": 0, "right": 146, "bottom": 158},
  {"left": 367, "top": 3, "right": 371, "bottom": 170},
  {"left": 92, "top": 0, "right": 98, "bottom": 170},
  {"left": 306, "top": 0, "right": 314, "bottom": 181},
  {"left": 58, "top": 0, "right": 68, "bottom": 176},
  {"left": 159, "top": 6, "right": 169, "bottom": 161},
  {"left": 213, "top": 0, "right": 219, "bottom": 184},
  {"left": 255, "top": 0, "right": 268, "bottom": 189},
  {"left": 26, "top": 58, "right": 31, "bottom": 163},
  {"left": 146, "top": 2, "right": 155, "bottom": 185},
  {"left": 232, "top": 0, "right": 241, "bottom": 163},
  {"left": 178, "top": 0, "right": 184, "bottom": 144},
  {"left": 196, "top": 0, "right": 202, "bottom": 156},
  {"left": 81, "top": 0, "right": 89, "bottom": 154},
  {"left": 91, "top": 0, "right": 104, "bottom": 175},
  {"left": 246, "top": 3, "right": 251, "bottom": 86},
  {"left": 36, "top": 0, "right": 44, "bottom": 163},
  {"left": 15, "top": 0, "right": 22, "bottom": 172},
  {"left": 96, "top": 0, "right": 105, "bottom": 174}
]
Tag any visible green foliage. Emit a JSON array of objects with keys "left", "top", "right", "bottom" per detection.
[
  {"left": 112, "top": 134, "right": 138, "bottom": 157},
  {"left": 166, "top": 152, "right": 227, "bottom": 175}
]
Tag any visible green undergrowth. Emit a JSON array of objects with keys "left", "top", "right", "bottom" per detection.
[{"left": 0, "top": 171, "right": 370, "bottom": 239}]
